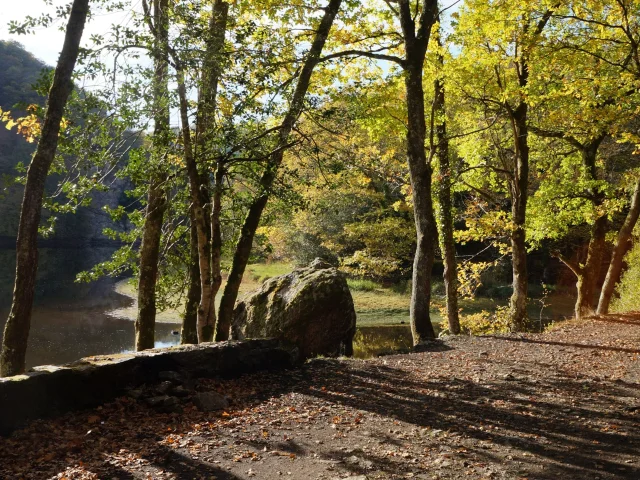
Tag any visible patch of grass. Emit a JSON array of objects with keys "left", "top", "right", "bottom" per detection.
[
  {"left": 244, "top": 262, "right": 295, "bottom": 285},
  {"left": 347, "top": 278, "right": 381, "bottom": 292}
]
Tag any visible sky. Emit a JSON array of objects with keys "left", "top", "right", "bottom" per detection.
[
  {"left": 2, "top": 0, "right": 462, "bottom": 67},
  {"left": 0, "top": 0, "right": 139, "bottom": 66}
]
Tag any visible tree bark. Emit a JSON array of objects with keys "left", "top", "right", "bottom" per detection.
[
  {"left": 433, "top": 52, "right": 460, "bottom": 335},
  {"left": 181, "top": 210, "right": 200, "bottom": 344},
  {"left": 215, "top": 0, "right": 343, "bottom": 340},
  {"left": 135, "top": 180, "right": 167, "bottom": 350},
  {"left": 135, "top": 0, "right": 170, "bottom": 351},
  {"left": 505, "top": 10, "right": 554, "bottom": 332},
  {"left": 572, "top": 139, "right": 606, "bottom": 320},
  {"left": 397, "top": 0, "right": 439, "bottom": 343},
  {"left": 597, "top": 178, "right": 640, "bottom": 314},
  {"left": 178, "top": 0, "right": 228, "bottom": 343},
  {"left": 0, "top": 0, "right": 89, "bottom": 377},
  {"left": 575, "top": 214, "right": 607, "bottom": 319},
  {"left": 508, "top": 109, "right": 530, "bottom": 332}
]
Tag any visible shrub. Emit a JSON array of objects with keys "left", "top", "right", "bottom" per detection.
[
  {"left": 456, "top": 306, "right": 511, "bottom": 335},
  {"left": 611, "top": 241, "right": 640, "bottom": 312}
]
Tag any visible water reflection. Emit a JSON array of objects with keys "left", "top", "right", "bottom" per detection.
[
  {"left": 0, "top": 285, "right": 181, "bottom": 370},
  {"left": 353, "top": 325, "right": 414, "bottom": 359}
]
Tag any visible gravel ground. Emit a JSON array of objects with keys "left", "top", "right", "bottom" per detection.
[{"left": 1, "top": 314, "right": 639, "bottom": 480}]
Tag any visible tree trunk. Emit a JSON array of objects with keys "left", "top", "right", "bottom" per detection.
[
  {"left": 181, "top": 210, "right": 200, "bottom": 345},
  {"left": 209, "top": 161, "right": 225, "bottom": 322},
  {"left": 433, "top": 54, "right": 460, "bottom": 335},
  {"left": 135, "top": 179, "right": 167, "bottom": 350},
  {"left": 507, "top": 81, "right": 532, "bottom": 331},
  {"left": 215, "top": 0, "right": 343, "bottom": 340},
  {"left": 597, "top": 178, "right": 640, "bottom": 314},
  {"left": 575, "top": 213, "right": 607, "bottom": 320},
  {"left": 406, "top": 64, "right": 437, "bottom": 342},
  {"left": 396, "top": 0, "right": 439, "bottom": 344},
  {"left": 571, "top": 139, "right": 606, "bottom": 320},
  {"left": 177, "top": 0, "right": 228, "bottom": 343},
  {"left": 176, "top": 69, "right": 215, "bottom": 342},
  {"left": 509, "top": 173, "right": 529, "bottom": 332},
  {"left": 0, "top": 0, "right": 89, "bottom": 377},
  {"left": 505, "top": 11, "right": 554, "bottom": 332},
  {"left": 135, "top": 0, "right": 170, "bottom": 351}
]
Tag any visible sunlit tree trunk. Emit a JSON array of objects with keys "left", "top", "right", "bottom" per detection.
[
  {"left": 215, "top": 0, "right": 344, "bottom": 340},
  {"left": 505, "top": 11, "right": 554, "bottom": 332},
  {"left": 597, "top": 178, "right": 640, "bottom": 314},
  {"left": 0, "top": 0, "right": 90, "bottom": 377},
  {"left": 181, "top": 210, "right": 200, "bottom": 344},
  {"left": 184, "top": 0, "right": 228, "bottom": 343},
  {"left": 433, "top": 51, "right": 460, "bottom": 335},
  {"left": 135, "top": 0, "right": 170, "bottom": 351},
  {"left": 396, "top": 0, "right": 439, "bottom": 343}
]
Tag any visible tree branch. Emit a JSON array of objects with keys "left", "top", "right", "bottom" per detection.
[{"left": 318, "top": 49, "right": 406, "bottom": 66}]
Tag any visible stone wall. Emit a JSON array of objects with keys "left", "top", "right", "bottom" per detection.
[{"left": 0, "top": 339, "right": 297, "bottom": 436}]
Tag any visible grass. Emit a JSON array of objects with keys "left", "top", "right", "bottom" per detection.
[
  {"left": 347, "top": 278, "right": 381, "bottom": 292},
  {"left": 244, "top": 262, "right": 295, "bottom": 286}
]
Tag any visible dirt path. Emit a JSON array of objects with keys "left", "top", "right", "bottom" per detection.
[{"left": 1, "top": 315, "right": 639, "bottom": 479}]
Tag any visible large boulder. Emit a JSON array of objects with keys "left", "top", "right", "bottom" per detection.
[{"left": 232, "top": 260, "right": 357, "bottom": 359}]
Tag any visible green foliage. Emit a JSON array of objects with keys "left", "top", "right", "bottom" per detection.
[
  {"left": 611, "top": 240, "right": 640, "bottom": 313},
  {"left": 346, "top": 278, "right": 381, "bottom": 292},
  {"left": 457, "top": 306, "right": 511, "bottom": 336}
]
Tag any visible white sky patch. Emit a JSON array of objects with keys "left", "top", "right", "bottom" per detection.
[{"left": 0, "top": 0, "right": 141, "bottom": 66}]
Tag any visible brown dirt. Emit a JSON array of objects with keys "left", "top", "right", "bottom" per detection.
[{"left": 1, "top": 314, "right": 639, "bottom": 479}]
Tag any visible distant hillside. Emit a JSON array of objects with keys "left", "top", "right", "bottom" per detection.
[
  {"left": 0, "top": 40, "right": 47, "bottom": 236},
  {"left": 0, "top": 41, "right": 134, "bottom": 304}
]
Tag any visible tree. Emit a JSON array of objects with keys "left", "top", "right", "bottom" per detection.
[
  {"left": 393, "top": 0, "right": 441, "bottom": 343},
  {"left": 598, "top": 176, "right": 640, "bottom": 314},
  {"left": 0, "top": 0, "right": 90, "bottom": 376},
  {"left": 432, "top": 28, "right": 460, "bottom": 335},
  {"left": 525, "top": 0, "right": 640, "bottom": 319},
  {"left": 215, "top": 0, "right": 344, "bottom": 340},
  {"left": 135, "top": 0, "right": 171, "bottom": 351},
  {"left": 452, "top": 0, "right": 556, "bottom": 331},
  {"left": 187, "top": 0, "right": 228, "bottom": 343}
]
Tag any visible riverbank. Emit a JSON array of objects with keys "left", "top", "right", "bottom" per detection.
[{"left": 1, "top": 314, "right": 638, "bottom": 479}]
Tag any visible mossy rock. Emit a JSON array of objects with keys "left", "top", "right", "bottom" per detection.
[{"left": 232, "top": 259, "right": 356, "bottom": 359}]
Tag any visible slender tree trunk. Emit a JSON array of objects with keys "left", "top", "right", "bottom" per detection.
[
  {"left": 572, "top": 139, "right": 606, "bottom": 320},
  {"left": 509, "top": 172, "right": 529, "bottom": 331},
  {"left": 177, "top": 0, "right": 228, "bottom": 343},
  {"left": 209, "top": 161, "right": 225, "bottom": 319},
  {"left": 176, "top": 70, "right": 215, "bottom": 342},
  {"left": 135, "top": 180, "right": 167, "bottom": 350},
  {"left": 433, "top": 54, "right": 460, "bottom": 335},
  {"left": 396, "top": 0, "right": 439, "bottom": 344},
  {"left": 0, "top": 0, "right": 89, "bottom": 377},
  {"left": 215, "top": 0, "right": 343, "bottom": 340},
  {"left": 507, "top": 97, "right": 531, "bottom": 331},
  {"left": 505, "top": 11, "right": 554, "bottom": 332},
  {"left": 597, "top": 178, "right": 640, "bottom": 314},
  {"left": 406, "top": 63, "right": 437, "bottom": 342},
  {"left": 181, "top": 210, "right": 200, "bottom": 344},
  {"left": 135, "top": 0, "right": 170, "bottom": 351}
]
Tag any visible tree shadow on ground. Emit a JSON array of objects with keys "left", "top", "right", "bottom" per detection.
[
  {"left": 2, "top": 326, "right": 639, "bottom": 479},
  {"left": 293, "top": 356, "right": 640, "bottom": 479},
  {"left": 486, "top": 334, "right": 640, "bottom": 354}
]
